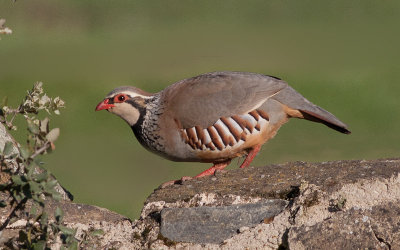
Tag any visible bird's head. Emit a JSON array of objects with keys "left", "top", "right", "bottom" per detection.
[{"left": 95, "top": 86, "right": 152, "bottom": 126}]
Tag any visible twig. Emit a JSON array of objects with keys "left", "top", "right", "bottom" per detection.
[
  {"left": 8, "top": 109, "right": 20, "bottom": 125},
  {"left": 0, "top": 197, "right": 28, "bottom": 231},
  {"left": 30, "top": 142, "right": 51, "bottom": 159}
]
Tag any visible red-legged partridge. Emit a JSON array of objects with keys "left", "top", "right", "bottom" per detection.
[{"left": 96, "top": 72, "right": 350, "bottom": 184}]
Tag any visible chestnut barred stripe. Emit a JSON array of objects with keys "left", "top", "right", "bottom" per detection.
[
  {"left": 207, "top": 126, "right": 224, "bottom": 150},
  {"left": 195, "top": 126, "right": 205, "bottom": 144},
  {"left": 257, "top": 109, "right": 269, "bottom": 121},
  {"left": 220, "top": 117, "right": 240, "bottom": 142},
  {"left": 205, "top": 142, "right": 216, "bottom": 151},
  {"left": 181, "top": 129, "right": 189, "bottom": 143},
  {"left": 232, "top": 115, "right": 254, "bottom": 133},
  {"left": 214, "top": 120, "right": 235, "bottom": 147},
  {"left": 181, "top": 109, "right": 270, "bottom": 151},
  {"left": 241, "top": 114, "right": 257, "bottom": 130},
  {"left": 186, "top": 127, "right": 197, "bottom": 147},
  {"left": 229, "top": 117, "right": 247, "bottom": 141},
  {"left": 249, "top": 110, "right": 260, "bottom": 121}
]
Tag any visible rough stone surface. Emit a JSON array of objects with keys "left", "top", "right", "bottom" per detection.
[
  {"left": 0, "top": 122, "right": 19, "bottom": 173},
  {"left": 160, "top": 200, "right": 288, "bottom": 244},
  {"left": 1, "top": 156, "right": 400, "bottom": 249},
  {"left": 135, "top": 158, "right": 400, "bottom": 249},
  {"left": 288, "top": 202, "right": 400, "bottom": 249}
]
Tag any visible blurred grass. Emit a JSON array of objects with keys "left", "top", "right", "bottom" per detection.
[{"left": 1, "top": 0, "right": 399, "bottom": 218}]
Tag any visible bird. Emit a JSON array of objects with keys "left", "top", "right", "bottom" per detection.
[{"left": 95, "top": 71, "right": 350, "bottom": 185}]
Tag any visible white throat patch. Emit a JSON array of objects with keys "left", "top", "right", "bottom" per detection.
[{"left": 109, "top": 102, "right": 140, "bottom": 126}]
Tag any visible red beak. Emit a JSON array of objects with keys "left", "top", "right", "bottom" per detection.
[{"left": 95, "top": 99, "right": 115, "bottom": 111}]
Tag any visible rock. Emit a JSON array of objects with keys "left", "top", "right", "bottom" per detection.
[
  {"left": 288, "top": 202, "right": 400, "bottom": 249},
  {"left": 136, "top": 158, "right": 400, "bottom": 249},
  {"left": 160, "top": 200, "right": 288, "bottom": 244},
  {"left": 1, "top": 157, "right": 400, "bottom": 249},
  {"left": 0, "top": 122, "right": 19, "bottom": 172},
  {"left": 0, "top": 198, "right": 135, "bottom": 249}
]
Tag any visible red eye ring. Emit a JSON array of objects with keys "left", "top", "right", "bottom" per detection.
[{"left": 114, "top": 94, "right": 127, "bottom": 103}]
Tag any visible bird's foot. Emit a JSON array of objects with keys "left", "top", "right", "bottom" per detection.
[{"left": 158, "top": 160, "right": 231, "bottom": 189}]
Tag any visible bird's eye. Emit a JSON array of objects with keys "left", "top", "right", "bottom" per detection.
[{"left": 115, "top": 94, "right": 126, "bottom": 103}]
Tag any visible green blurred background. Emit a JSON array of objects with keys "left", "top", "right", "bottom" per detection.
[{"left": 1, "top": 0, "right": 399, "bottom": 219}]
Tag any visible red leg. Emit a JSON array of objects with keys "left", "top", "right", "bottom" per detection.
[
  {"left": 239, "top": 144, "right": 261, "bottom": 169},
  {"left": 159, "top": 160, "right": 231, "bottom": 188},
  {"left": 194, "top": 160, "right": 231, "bottom": 178}
]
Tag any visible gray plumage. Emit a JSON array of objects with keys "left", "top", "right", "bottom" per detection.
[
  {"left": 162, "top": 71, "right": 350, "bottom": 134},
  {"left": 96, "top": 71, "right": 350, "bottom": 173}
]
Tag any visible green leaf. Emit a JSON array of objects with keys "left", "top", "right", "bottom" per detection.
[
  {"left": 54, "top": 206, "right": 64, "bottom": 223},
  {"left": 26, "top": 165, "right": 35, "bottom": 180},
  {"left": 27, "top": 121, "right": 39, "bottom": 134},
  {"left": 30, "top": 204, "right": 37, "bottom": 217},
  {"left": 44, "top": 179, "right": 58, "bottom": 191},
  {"left": 90, "top": 229, "right": 104, "bottom": 236},
  {"left": 46, "top": 128, "right": 60, "bottom": 142},
  {"left": 34, "top": 171, "right": 48, "bottom": 182},
  {"left": 32, "top": 240, "right": 46, "bottom": 250},
  {"left": 20, "top": 146, "right": 31, "bottom": 159},
  {"left": 11, "top": 175, "right": 26, "bottom": 185},
  {"left": 3, "top": 141, "right": 13, "bottom": 155},
  {"left": 51, "top": 192, "right": 62, "bottom": 201},
  {"left": 67, "top": 241, "right": 78, "bottom": 250},
  {"left": 32, "top": 193, "right": 44, "bottom": 204},
  {"left": 40, "top": 211, "right": 48, "bottom": 226},
  {"left": 59, "top": 225, "right": 76, "bottom": 236},
  {"left": 13, "top": 191, "right": 25, "bottom": 202},
  {"left": 29, "top": 181, "right": 42, "bottom": 194}
]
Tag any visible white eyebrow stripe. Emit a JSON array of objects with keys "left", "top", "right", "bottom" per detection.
[{"left": 106, "top": 91, "right": 152, "bottom": 99}]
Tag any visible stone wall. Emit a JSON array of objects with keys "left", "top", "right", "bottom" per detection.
[{"left": 1, "top": 124, "right": 399, "bottom": 249}]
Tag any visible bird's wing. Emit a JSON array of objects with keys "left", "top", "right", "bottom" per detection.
[{"left": 163, "top": 71, "right": 288, "bottom": 128}]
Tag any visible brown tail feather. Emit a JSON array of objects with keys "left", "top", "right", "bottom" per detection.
[
  {"left": 300, "top": 110, "right": 351, "bottom": 134},
  {"left": 272, "top": 86, "right": 351, "bottom": 134}
]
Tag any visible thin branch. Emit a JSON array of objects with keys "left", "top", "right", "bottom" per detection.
[
  {"left": 8, "top": 109, "right": 20, "bottom": 124},
  {"left": 0, "top": 197, "right": 28, "bottom": 231},
  {"left": 30, "top": 142, "right": 51, "bottom": 159}
]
